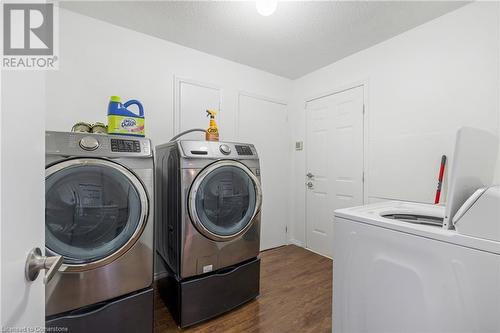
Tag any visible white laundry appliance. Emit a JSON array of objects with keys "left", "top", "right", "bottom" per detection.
[{"left": 333, "top": 127, "right": 500, "bottom": 333}]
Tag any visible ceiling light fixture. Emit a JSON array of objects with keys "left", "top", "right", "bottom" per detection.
[{"left": 256, "top": 0, "right": 278, "bottom": 17}]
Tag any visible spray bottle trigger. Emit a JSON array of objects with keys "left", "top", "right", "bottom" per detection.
[{"left": 206, "top": 110, "right": 216, "bottom": 118}]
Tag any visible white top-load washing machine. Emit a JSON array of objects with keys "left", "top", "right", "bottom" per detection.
[
  {"left": 155, "top": 140, "right": 262, "bottom": 328},
  {"left": 44, "top": 131, "right": 154, "bottom": 333},
  {"left": 333, "top": 127, "right": 500, "bottom": 332}
]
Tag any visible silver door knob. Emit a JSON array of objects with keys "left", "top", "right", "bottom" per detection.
[
  {"left": 25, "top": 247, "right": 63, "bottom": 284},
  {"left": 306, "top": 172, "right": 314, "bottom": 178},
  {"left": 306, "top": 181, "right": 314, "bottom": 189}
]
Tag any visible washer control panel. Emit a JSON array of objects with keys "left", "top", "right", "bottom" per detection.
[
  {"left": 180, "top": 141, "right": 258, "bottom": 159},
  {"left": 111, "top": 139, "right": 141, "bottom": 153},
  {"left": 235, "top": 145, "right": 253, "bottom": 156}
]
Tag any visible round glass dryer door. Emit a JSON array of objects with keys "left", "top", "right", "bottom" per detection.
[
  {"left": 45, "top": 158, "right": 148, "bottom": 270},
  {"left": 188, "top": 161, "right": 262, "bottom": 241}
]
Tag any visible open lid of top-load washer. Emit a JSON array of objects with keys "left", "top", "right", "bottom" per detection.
[
  {"left": 443, "top": 127, "right": 499, "bottom": 229},
  {"left": 452, "top": 185, "right": 500, "bottom": 241},
  {"left": 378, "top": 127, "right": 499, "bottom": 231}
]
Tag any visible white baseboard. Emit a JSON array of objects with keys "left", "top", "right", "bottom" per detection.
[
  {"left": 288, "top": 238, "right": 304, "bottom": 247},
  {"left": 303, "top": 246, "right": 333, "bottom": 260},
  {"left": 288, "top": 239, "right": 333, "bottom": 260}
]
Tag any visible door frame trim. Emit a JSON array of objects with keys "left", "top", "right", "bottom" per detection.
[{"left": 303, "top": 80, "right": 370, "bottom": 253}]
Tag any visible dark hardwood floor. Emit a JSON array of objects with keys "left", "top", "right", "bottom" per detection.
[{"left": 154, "top": 245, "right": 332, "bottom": 333}]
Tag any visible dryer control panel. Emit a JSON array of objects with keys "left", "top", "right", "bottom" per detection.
[
  {"left": 179, "top": 141, "right": 258, "bottom": 159},
  {"left": 45, "top": 131, "right": 152, "bottom": 157},
  {"left": 110, "top": 138, "right": 142, "bottom": 153},
  {"left": 235, "top": 145, "right": 253, "bottom": 156}
]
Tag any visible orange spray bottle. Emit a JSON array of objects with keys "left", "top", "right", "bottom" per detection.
[{"left": 205, "top": 110, "right": 219, "bottom": 141}]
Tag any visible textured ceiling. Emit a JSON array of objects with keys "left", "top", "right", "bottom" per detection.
[{"left": 61, "top": 1, "right": 469, "bottom": 79}]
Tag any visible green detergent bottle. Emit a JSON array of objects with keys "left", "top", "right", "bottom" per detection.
[{"left": 107, "top": 96, "right": 145, "bottom": 137}]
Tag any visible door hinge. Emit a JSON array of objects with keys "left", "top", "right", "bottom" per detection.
[
  {"left": 362, "top": 172, "right": 365, "bottom": 182},
  {"left": 285, "top": 226, "right": 288, "bottom": 234},
  {"left": 363, "top": 104, "right": 365, "bottom": 114}
]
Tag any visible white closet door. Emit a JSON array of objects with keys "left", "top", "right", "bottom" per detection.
[
  {"left": 176, "top": 79, "right": 221, "bottom": 140},
  {"left": 238, "top": 94, "right": 288, "bottom": 250}
]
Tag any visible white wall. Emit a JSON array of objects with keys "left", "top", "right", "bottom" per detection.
[
  {"left": 288, "top": 2, "right": 500, "bottom": 246},
  {"left": 46, "top": 9, "right": 291, "bottom": 145}
]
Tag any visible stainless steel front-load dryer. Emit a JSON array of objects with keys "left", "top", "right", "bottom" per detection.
[
  {"left": 44, "top": 131, "right": 154, "bottom": 333},
  {"left": 155, "top": 140, "right": 262, "bottom": 327}
]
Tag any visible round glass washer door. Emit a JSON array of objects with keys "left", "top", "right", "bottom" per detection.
[
  {"left": 188, "top": 160, "right": 262, "bottom": 241},
  {"left": 45, "top": 158, "right": 148, "bottom": 271}
]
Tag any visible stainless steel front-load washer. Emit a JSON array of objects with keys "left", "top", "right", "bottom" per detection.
[
  {"left": 155, "top": 140, "right": 262, "bottom": 327},
  {"left": 44, "top": 131, "right": 154, "bottom": 333}
]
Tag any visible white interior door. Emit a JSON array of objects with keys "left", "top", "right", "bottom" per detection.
[
  {"left": 1, "top": 71, "right": 47, "bottom": 329},
  {"left": 238, "top": 94, "right": 288, "bottom": 250},
  {"left": 175, "top": 78, "right": 221, "bottom": 140},
  {"left": 305, "top": 86, "right": 364, "bottom": 257}
]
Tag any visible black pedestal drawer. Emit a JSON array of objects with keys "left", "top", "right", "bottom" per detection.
[
  {"left": 46, "top": 288, "right": 153, "bottom": 333},
  {"left": 158, "top": 257, "right": 260, "bottom": 328}
]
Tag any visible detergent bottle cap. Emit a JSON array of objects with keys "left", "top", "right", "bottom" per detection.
[{"left": 110, "top": 96, "right": 122, "bottom": 103}]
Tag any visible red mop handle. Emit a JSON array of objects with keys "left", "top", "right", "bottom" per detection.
[{"left": 434, "top": 155, "right": 447, "bottom": 204}]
